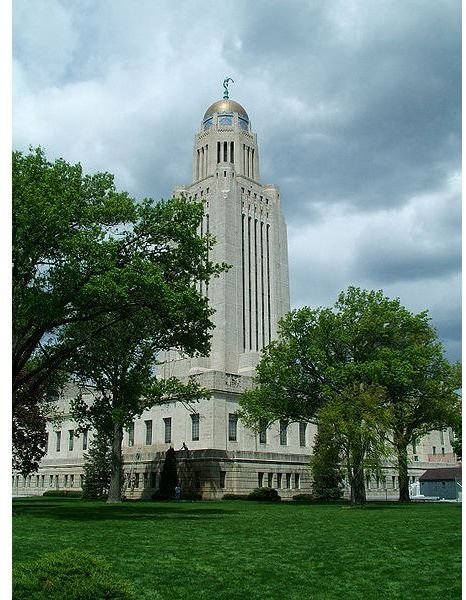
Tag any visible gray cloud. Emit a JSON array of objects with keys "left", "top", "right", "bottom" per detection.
[{"left": 12, "top": 0, "right": 461, "bottom": 360}]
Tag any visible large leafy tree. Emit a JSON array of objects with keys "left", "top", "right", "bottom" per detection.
[
  {"left": 66, "top": 311, "right": 210, "bottom": 503},
  {"left": 314, "top": 384, "right": 391, "bottom": 504},
  {"left": 13, "top": 147, "right": 224, "bottom": 474},
  {"left": 239, "top": 287, "right": 460, "bottom": 503}
]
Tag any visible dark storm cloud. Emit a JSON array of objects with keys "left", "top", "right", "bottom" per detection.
[{"left": 220, "top": 1, "right": 460, "bottom": 223}]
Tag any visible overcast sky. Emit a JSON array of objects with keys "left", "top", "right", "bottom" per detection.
[{"left": 12, "top": 0, "right": 461, "bottom": 361}]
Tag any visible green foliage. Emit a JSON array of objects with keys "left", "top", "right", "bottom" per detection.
[
  {"left": 81, "top": 434, "right": 112, "bottom": 500},
  {"left": 13, "top": 548, "right": 135, "bottom": 599},
  {"left": 240, "top": 287, "right": 460, "bottom": 504},
  {"left": 316, "top": 385, "right": 392, "bottom": 504},
  {"left": 13, "top": 147, "right": 226, "bottom": 474},
  {"left": 310, "top": 422, "right": 344, "bottom": 500},
  {"left": 292, "top": 494, "right": 316, "bottom": 502},
  {"left": 247, "top": 487, "right": 281, "bottom": 501},
  {"left": 41, "top": 490, "right": 83, "bottom": 498},
  {"left": 158, "top": 447, "right": 178, "bottom": 499}
]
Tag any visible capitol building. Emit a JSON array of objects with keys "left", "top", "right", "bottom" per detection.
[{"left": 13, "top": 86, "right": 458, "bottom": 499}]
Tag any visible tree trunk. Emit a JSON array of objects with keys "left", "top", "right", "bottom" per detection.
[
  {"left": 350, "top": 465, "right": 366, "bottom": 505},
  {"left": 349, "top": 446, "right": 366, "bottom": 505},
  {"left": 397, "top": 443, "right": 410, "bottom": 502},
  {"left": 107, "top": 421, "right": 123, "bottom": 503}
]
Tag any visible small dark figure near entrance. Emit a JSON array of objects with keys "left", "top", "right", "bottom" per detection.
[{"left": 174, "top": 485, "right": 181, "bottom": 500}]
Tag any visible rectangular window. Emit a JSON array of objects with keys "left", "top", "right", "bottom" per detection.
[
  {"left": 82, "top": 429, "right": 88, "bottom": 451},
  {"left": 392, "top": 475, "right": 397, "bottom": 489},
  {"left": 277, "top": 473, "right": 282, "bottom": 488},
  {"left": 279, "top": 421, "right": 288, "bottom": 446},
  {"left": 286, "top": 473, "right": 291, "bottom": 489},
  {"left": 442, "top": 447, "right": 445, "bottom": 455},
  {"left": 55, "top": 431, "right": 61, "bottom": 452},
  {"left": 164, "top": 418, "right": 172, "bottom": 444},
  {"left": 128, "top": 422, "right": 135, "bottom": 447},
  {"left": 299, "top": 423, "right": 307, "bottom": 447},
  {"left": 145, "top": 420, "right": 153, "bottom": 445},
  {"left": 268, "top": 473, "right": 274, "bottom": 488},
  {"left": 258, "top": 472, "right": 264, "bottom": 488},
  {"left": 294, "top": 473, "right": 301, "bottom": 489},
  {"left": 68, "top": 430, "right": 74, "bottom": 451},
  {"left": 49, "top": 475, "right": 54, "bottom": 487},
  {"left": 228, "top": 413, "right": 238, "bottom": 442},
  {"left": 41, "top": 475, "right": 45, "bottom": 488},
  {"left": 432, "top": 446, "right": 436, "bottom": 455},
  {"left": 191, "top": 414, "right": 200, "bottom": 441},
  {"left": 36, "top": 475, "right": 40, "bottom": 487},
  {"left": 220, "top": 471, "right": 226, "bottom": 489},
  {"left": 70, "top": 474, "right": 74, "bottom": 488},
  {"left": 259, "top": 419, "right": 267, "bottom": 444}
]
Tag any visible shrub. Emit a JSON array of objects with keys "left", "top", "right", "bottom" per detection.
[
  {"left": 222, "top": 494, "right": 249, "bottom": 500},
  {"left": 42, "top": 490, "right": 83, "bottom": 498},
  {"left": 13, "top": 548, "right": 136, "bottom": 600},
  {"left": 247, "top": 487, "right": 281, "bottom": 501},
  {"left": 292, "top": 494, "right": 315, "bottom": 503}
]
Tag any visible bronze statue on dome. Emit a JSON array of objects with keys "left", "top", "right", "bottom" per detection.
[{"left": 223, "top": 77, "right": 234, "bottom": 99}]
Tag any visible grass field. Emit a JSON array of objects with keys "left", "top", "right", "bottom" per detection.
[{"left": 13, "top": 498, "right": 461, "bottom": 600}]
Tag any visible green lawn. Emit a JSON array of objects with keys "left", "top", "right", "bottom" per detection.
[{"left": 13, "top": 498, "right": 461, "bottom": 600}]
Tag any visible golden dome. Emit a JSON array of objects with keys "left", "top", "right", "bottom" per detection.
[{"left": 203, "top": 99, "right": 249, "bottom": 121}]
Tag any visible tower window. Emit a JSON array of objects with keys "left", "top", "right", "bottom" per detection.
[
  {"left": 217, "top": 142, "right": 221, "bottom": 163},
  {"left": 280, "top": 421, "right": 288, "bottom": 446},
  {"left": 223, "top": 141, "right": 228, "bottom": 162},
  {"left": 145, "top": 420, "right": 153, "bottom": 445},
  {"left": 127, "top": 422, "right": 135, "bottom": 447},
  {"left": 228, "top": 413, "right": 238, "bottom": 441},
  {"left": 230, "top": 141, "right": 234, "bottom": 163},
  {"left": 259, "top": 419, "right": 267, "bottom": 444},
  {"left": 299, "top": 423, "right": 307, "bottom": 447},
  {"left": 164, "top": 418, "right": 172, "bottom": 444},
  {"left": 191, "top": 414, "right": 200, "bottom": 441}
]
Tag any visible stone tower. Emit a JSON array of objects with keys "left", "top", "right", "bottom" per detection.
[{"left": 164, "top": 87, "right": 290, "bottom": 379}]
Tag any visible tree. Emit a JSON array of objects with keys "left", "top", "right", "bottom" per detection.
[
  {"left": 158, "top": 447, "right": 178, "bottom": 499},
  {"left": 82, "top": 432, "right": 113, "bottom": 500},
  {"left": 67, "top": 313, "right": 210, "bottom": 503},
  {"left": 240, "top": 287, "right": 460, "bottom": 503},
  {"left": 309, "top": 421, "right": 344, "bottom": 501},
  {"left": 13, "top": 147, "right": 226, "bottom": 473},
  {"left": 314, "top": 384, "right": 391, "bottom": 504},
  {"left": 61, "top": 188, "right": 226, "bottom": 502}
]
